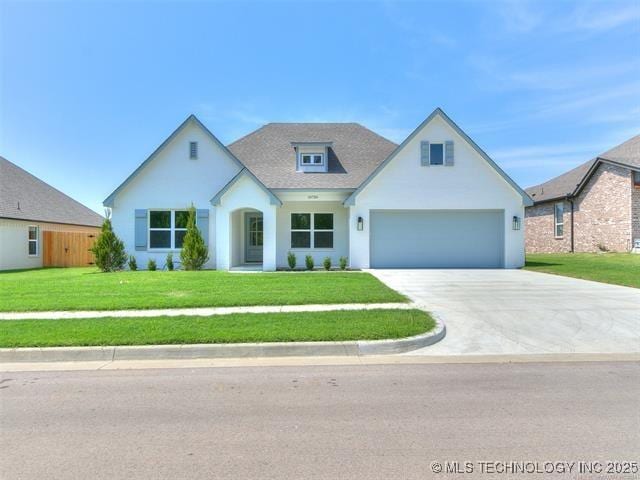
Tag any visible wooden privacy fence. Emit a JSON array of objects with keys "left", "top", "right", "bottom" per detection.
[{"left": 43, "top": 231, "right": 97, "bottom": 267}]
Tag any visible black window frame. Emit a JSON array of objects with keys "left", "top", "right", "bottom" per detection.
[{"left": 290, "top": 212, "right": 334, "bottom": 249}]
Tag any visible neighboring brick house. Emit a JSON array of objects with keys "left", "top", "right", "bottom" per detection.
[{"left": 525, "top": 135, "right": 640, "bottom": 253}]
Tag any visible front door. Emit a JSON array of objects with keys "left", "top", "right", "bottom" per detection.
[{"left": 245, "top": 212, "right": 263, "bottom": 263}]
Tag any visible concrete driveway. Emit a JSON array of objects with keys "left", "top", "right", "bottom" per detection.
[{"left": 370, "top": 269, "right": 640, "bottom": 356}]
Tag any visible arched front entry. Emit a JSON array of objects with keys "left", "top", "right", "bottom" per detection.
[
  {"left": 212, "top": 170, "right": 279, "bottom": 271},
  {"left": 230, "top": 208, "right": 263, "bottom": 268}
]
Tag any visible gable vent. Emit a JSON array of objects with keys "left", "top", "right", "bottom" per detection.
[{"left": 189, "top": 141, "right": 198, "bottom": 159}]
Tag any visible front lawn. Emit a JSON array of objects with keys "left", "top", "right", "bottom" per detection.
[
  {"left": 0, "top": 309, "right": 434, "bottom": 347},
  {"left": 0, "top": 268, "right": 406, "bottom": 312},
  {"left": 525, "top": 253, "right": 640, "bottom": 289}
]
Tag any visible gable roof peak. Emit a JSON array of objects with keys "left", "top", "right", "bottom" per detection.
[
  {"left": 344, "top": 108, "right": 533, "bottom": 206},
  {"left": 103, "top": 115, "right": 247, "bottom": 207}
]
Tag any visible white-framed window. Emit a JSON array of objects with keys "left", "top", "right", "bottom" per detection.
[
  {"left": 28, "top": 225, "right": 39, "bottom": 256},
  {"left": 429, "top": 143, "right": 444, "bottom": 166},
  {"left": 290, "top": 213, "right": 334, "bottom": 249},
  {"left": 634, "top": 170, "right": 640, "bottom": 187},
  {"left": 149, "top": 210, "right": 189, "bottom": 249},
  {"left": 554, "top": 202, "right": 564, "bottom": 238},
  {"left": 301, "top": 153, "right": 324, "bottom": 166},
  {"left": 189, "top": 141, "right": 198, "bottom": 159}
]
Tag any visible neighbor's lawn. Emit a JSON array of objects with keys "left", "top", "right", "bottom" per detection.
[
  {"left": 0, "top": 309, "right": 435, "bottom": 348},
  {"left": 0, "top": 268, "right": 406, "bottom": 312},
  {"left": 525, "top": 253, "right": 640, "bottom": 289}
]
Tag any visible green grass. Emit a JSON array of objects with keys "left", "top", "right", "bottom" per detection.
[
  {"left": 0, "top": 309, "right": 435, "bottom": 348},
  {"left": 525, "top": 253, "right": 640, "bottom": 288},
  {"left": 0, "top": 268, "right": 406, "bottom": 312}
]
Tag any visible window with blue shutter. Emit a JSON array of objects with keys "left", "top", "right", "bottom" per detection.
[
  {"left": 420, "top": 141, "right": 430, "bottom": 166},
  {"left": 429, "top": 143, "right": 444, "bottom": 165},
  {"left": 196, "top": 209, "right": 209, "bottom": 245},
  {"left": 134, "top": 210, "right": 148, "bottom": 251},
  {"left": 445, "top": 141, "right": 454, "bottom": 166}
]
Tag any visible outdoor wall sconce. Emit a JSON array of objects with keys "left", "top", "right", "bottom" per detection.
[
  {"left": 512, "top": 215, "right": 521, "bottom": 231},
  {"left": 357, "top": 216, "right": 364, "bottom": 231}
]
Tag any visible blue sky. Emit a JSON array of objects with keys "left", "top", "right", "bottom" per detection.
[{"left": 1, "top": 0, "right": 639, "bottom": 214}]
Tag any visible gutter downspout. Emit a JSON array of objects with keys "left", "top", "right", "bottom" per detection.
[{"left": 568, "top": 197, "right": 575, "bottom": 253}]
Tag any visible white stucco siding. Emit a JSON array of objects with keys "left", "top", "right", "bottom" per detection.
[
  {"left": 349, "top": 115, "right": 526, "bottom": 269},
  {"left": 276, "top": 201, "right": 349, "bottom": 268},
  {"left": 108, "top": 122, "right": 242, "bottom": 269},
  {"left": 214, "top": 174, "right": 277, "bottom": 271}
]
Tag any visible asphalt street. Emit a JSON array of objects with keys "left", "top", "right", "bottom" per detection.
[{"left": 1, "top": 361, "right": 639, "bottom": 479}]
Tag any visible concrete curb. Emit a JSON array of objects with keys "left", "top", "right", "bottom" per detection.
[{"left": 0, "top": 320, "right": 445, "bottom": 363}]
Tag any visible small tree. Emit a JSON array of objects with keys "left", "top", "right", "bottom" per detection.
[
  {"left": 147, "top": 258, "right": 157, "bottom": 271},
  {"left": 339, "top": 256, "right": 348, "bottom": 271},
  {"left": 91, "top": 219, "right": 127, "bottom": 272},
  {"left": 166, "top": 253, "right": 174, "bottom": 271},
  {"left": 287, "top": 252, "right": 297, "bottom": 270},
  {"left": 180, "top": 206, "right": 209, "bottom": 270},
  {"left": 323, "top": 257, "right": 331, "bottom": 271},
  {"left": 128, "top": 255, "right": 138, "bottom": 271},
  {"left": 305, "top": 255, "right": 314, "bottom": 271}
]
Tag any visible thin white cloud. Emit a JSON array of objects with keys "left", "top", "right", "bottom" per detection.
[
  {"left": 491, "top": 0, "right": 640, "bottom": 35},
  {"left": 508, "top": 61, "right": 640, "bottom": 91},
  {"left": 466, "top": 52, "right": 640, "bottom": 92},
  {"left": 569, "top": 1, "right": 640, "bottom": 32},
  {"left": 495, "top": 0, "right": 543, "bottom": 33},
  {"left": 379, "top": 0, "right": 457, "bottom": 49},
  {"left": 492, "top": 142, "right": 609, "bottom": 169},
  {"left": 530, "top": 82, "right": 640, "bottom": 118}
]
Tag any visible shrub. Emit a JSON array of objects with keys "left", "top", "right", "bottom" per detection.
[
  {"left": 287, "top": 251, "right": 296, "bottom": 270},
  {"left": 166, "top": 253, "right": 174, "bottom": 271},
  {"left": 339, "top": 256, "right": 348, "bottom": 271},
  {"left": 180, "top": 205, "right": 209, "bottom": 270},
  {"left": 305, "top": 255, "right": 314, "bottom": 271},
  {"left": 147, "top": 258, "right": 157, "bottom": 271},
  {"left": 128, "top": 255, "right": 137, "bottom": 271},
  {"left": 90, "top": 219, "right": 127, "bottom": 272},
  {"left": 323, "top": 256, "right": 331, "bottom": 271}
]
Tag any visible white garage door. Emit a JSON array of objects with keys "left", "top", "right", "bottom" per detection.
[{"left": 370, "top": 210, "right": 504, "bottom": 268}]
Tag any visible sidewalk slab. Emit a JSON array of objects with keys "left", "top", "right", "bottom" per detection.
[{"left": 0, "top": 302, "right": 413, "bottom": 321}]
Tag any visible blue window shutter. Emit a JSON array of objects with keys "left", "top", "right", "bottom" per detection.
[
  {"left": 445, "top": 141, "right": 454, "bottom": 166},
  {"left": 420, "top": 141, "right": 430, "bottom": 166},
  {"left": 134, "top": 209, "right": 147, "bottom": 251},
  {"left": 196, "top": 209, "right": 209, "bottom": 245}
]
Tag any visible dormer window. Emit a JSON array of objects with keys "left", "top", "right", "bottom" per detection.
[
  {"left": 301, "top": 153, "right": 324, "bottom": 166},
  {"left": 292, "top": 141, "right": 333, "bottom": 173}
]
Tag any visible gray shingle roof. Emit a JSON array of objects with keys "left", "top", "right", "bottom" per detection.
[
  {"left": 526, "top": 135, "right": 640, "bottom": 203},
  {"left": 227, "top": 123, "right": 398, "bottom": 189},
  {"left": 599, "top": 134, "right": 640, "bottom": 167},
  {"left": 0, "top": 157, "right": 103, "bottom": 227}
]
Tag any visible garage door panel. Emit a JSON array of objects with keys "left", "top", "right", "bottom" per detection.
[{"left": 370, "top": 210, "right": 504, "bottom": 268}]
